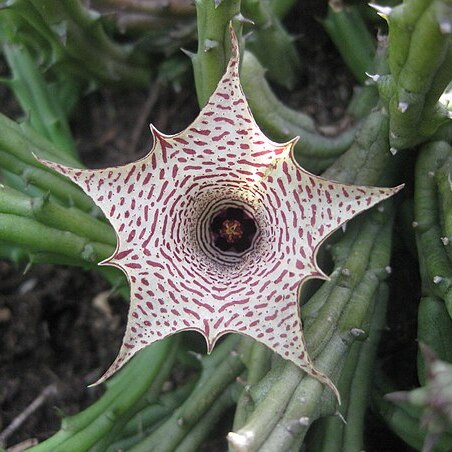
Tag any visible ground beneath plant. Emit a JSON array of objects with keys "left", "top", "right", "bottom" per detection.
[{"left": 0, "top": 4, "right": 417, "bottom": 451}]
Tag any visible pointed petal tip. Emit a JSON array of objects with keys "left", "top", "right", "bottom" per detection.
[
  {"left": 87, "top": 368, "right": 113, "bottom": 387},
  {"left": 384, "top": 183, "right": 404, "bottom": 198},
  {"left": 311, "top": 268, "right": 330, "bottom": 281},
  {"left": 98, "top": 255, "right": 114, "bottom": 267},
  {"left": 149, "top": 123, "right": 165, "bottom": 139},
  {"left": 227, "top": 22, "right": 240, "bottom": 65},
  {"left": 288, "top": 135, "right": 300, "bottom": 147},
  {"left": 33, "top": 153, "right": 53, "bottom": 169}
]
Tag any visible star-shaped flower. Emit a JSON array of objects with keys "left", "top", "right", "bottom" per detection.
[{"left": 40, "top": 29, "right": 401, "bottom": 399}]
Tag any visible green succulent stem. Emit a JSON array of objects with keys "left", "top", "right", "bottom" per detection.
[
  {"left": 417, "top": 296, "right": 452, "bottom": 384},
  {"left": 89, "top": 339, "right": 181, "bottom": 451},
  {"left": 2, "top": 0, "right": 151, "bottom": 88},
  {"left": 29, "top": 337, "right": 178, "bottom": 452},
  {"left": 174, "top": 383, "right": 238, "bottom": 452},
  {"left": 129, "top": 335, "right": 247, "bottom": 451},
  {"left": 107, "top": 381, "right": 197, "bottom": 450},
  {"left": 0, "top": 185, "right": 115, "bottom": 245},
  {"left": 269, "top": 0, "right": 297, "bottom": 18},
  {"left": 241, "top": 0, "right": 301, "bottom": 89},
  {"left": 0, "top": 112, "right": 97, "bottom": 212},
  {"left": 1, "top": 37, "right": 78, "bottom": 156},
  {"left": 192, "top": 0, "right": 242, "bottom": 108},
  {"left": 372, "top": 371, "right": 452, "bottom": 452},
  {"left": 232, "top": 341, "right": 273, "bottom": 430},
  {"left": 378, "top": 0, "right": 452, "bottom": 149},
  {"left": 323, "top": 1, "right": 376, "bottom": 83},
  {"left": 0, "top": 212, "right": 112, "bottom": 265},
  {"left": 323, "top": 108, "right": 394, "bottom": 186},
  {"left": 309, "top": 284, "right": 389, "bottom": 451},
  {"left": 414, "top": 140, "right": 452, "bottom": 317},
  {"left": 436, "top": 152, "right": 452, "bottom": 260}
]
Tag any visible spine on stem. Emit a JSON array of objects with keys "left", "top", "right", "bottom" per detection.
[
  {"left": 192, "top": 0, "right": 242, "bottom": 108},
  {"left": 376, "top": 0, "right": 452, "bottom": 150}
]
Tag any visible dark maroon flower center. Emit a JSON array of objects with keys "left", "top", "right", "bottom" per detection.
[{"left": 210, "top": 207, "right": 257, "bottom": 253}]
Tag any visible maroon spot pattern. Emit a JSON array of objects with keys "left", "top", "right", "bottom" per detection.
[{"left": 39, "top": 28, "right": 402, "bottom": 398}]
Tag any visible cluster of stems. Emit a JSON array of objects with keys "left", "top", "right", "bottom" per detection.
[{"left": 0, "top": 0, "right": 451, "bottom": 450}]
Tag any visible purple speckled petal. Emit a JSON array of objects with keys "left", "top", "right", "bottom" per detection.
[{"left": 39, "top": 27, "right": 402, "bottom": 400}]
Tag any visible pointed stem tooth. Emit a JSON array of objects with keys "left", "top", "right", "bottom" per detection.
[
  {"left": 204, "top": 39, "right": 219, "bottom": 52},
  {"left": 177, "top": 417, "right": 185, "bottom": 427},
  {"left": 439, "top": 19, "right": 452, "bottom": 34},
  {"left": 397, "top": 101, "right": 409, "bottom": 113},
  {"left": 433, "top": 275, "right": 443, "bottom": 284},
  {"left": 390, "top": 147, "right": 398, "bottom": 156},
  {"left": 227, "top": 431, "right": 254, "bottom": 450},
  {"left": 365, "top": 72, "right": 380, "bottom": 83},
  {"left": 298, "top": 416, "right": 310, "bottom": 426},
  {"left": 81, "top": 244, "right": 95, "bottom": 262},
  {"left": 187, "top": 350, "right": 203, "bottom": 361},
  {"left": 412, "top": 221, "right": 419, "bottom": 228},
  {"left": 233, "top": 12, "right": 254, "bottom": 25},
  {"left": 350, "top": 328, "right": 366, "bottom": 338},
  {"left": 385, "top": 266, "right": 392, "bottom": 274},
  {"left": 181, "top": 48, "right": 196, "bottom": 59},
  {"left": 341, "top": 268, "right": 351, "bottom": 277},
  {"left": 384, "top": 391, "right": 409, "bottom": 402},
  {"left": 441, "top": 237, "right": 449, "bottom": 246}
]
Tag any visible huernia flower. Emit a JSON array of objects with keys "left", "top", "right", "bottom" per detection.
[{"left": 40, "top": 28, "right": 401, "bottom": 400}]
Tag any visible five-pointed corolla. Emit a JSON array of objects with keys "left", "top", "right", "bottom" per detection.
[{"left": 40, "top": 29, "right": 401, "bottom": 399}]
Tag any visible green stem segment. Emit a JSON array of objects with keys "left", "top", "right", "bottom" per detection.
[
  {"left": 414, "top": 140, "right": 452, "bottom": 317},
  {"left": 309, "top": 285, "right": 389, "bottom": 452},
  {"left": 1, "top": 38, "right": 78, "bottom": 156},
  {"left": 29, "top": 337, "right": 178, "bottom": 452},
  {"left": 0, "top": 112, "right": 95, "bottom": 212},
  {"left": 378, "top": 0, "right": 452, "bottom": 150},
  {"left": 417, "top": 296, "right": 452, "bottom": 384},
  {"left": 129, "top": 335, "right": 247, "bottom": 451},
  {"left": 192, "top": 0, "right": 242, "bottom": 108},
  {"left": 107, "top": 381, "right": 197, "bottom": 451},
  {"left": 323, "top": 1, "right": 376, "bottom": 83},
  {"left": 1, "top": 0, "right": 151, "bottom": 88},
  {"left": 241, "top": 0, "right": 301, "bottom": 89},
  {"left": 372, "top": 372, "right": 452, "bottom": 452}
]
